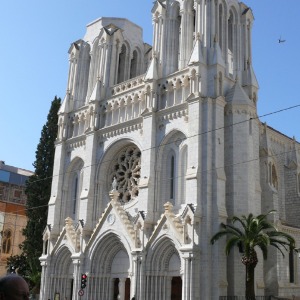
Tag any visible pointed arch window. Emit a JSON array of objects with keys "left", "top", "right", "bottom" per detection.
[
  {"left": 228, "top": 11, "right": 234, "bottom": 75},
  {"left": 2, "top": 229, "right": 12, "bottom": 254},
  {"left": 66, "top": 161, "right": 84, "bottom": 221},
  {"left": 192, "top": 8, "right": 196, "bottom": 41},
  {"left": 170, "top": 155, "right": 175, "bottom": 200},
  {"left": 268, "top": 162, "right": 278, "bottom": 190},
  {"left": 168, "top": 3, "right": 180, "bottom": 73},
  {"left": 219, "top": 4, "right": 224, "bottom": 51},
  {"left": 72, "top": 175, "right": 79, "bottom": 216},
  {"left": 117, "top": 44, "right": 127, "bottom": 84},
  {"left": 130, "top": 50, "right": 138, "bottom": 79},
  {"left": 159, "top": 133, "right": 187, "bottom": 208}
]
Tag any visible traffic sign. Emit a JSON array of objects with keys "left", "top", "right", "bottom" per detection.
[{"left": 78, "top": 289, "right": 84, "bottom": 296}]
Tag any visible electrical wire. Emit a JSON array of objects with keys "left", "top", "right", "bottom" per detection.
[{"left": 2, "top": 103, "right": 300, "bottom": 216}]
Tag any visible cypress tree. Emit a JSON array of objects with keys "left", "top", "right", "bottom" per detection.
[{"left": 8, "top": 96, "right": 61, "bottom": 291}]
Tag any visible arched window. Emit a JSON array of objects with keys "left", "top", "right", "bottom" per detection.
[
  {"left": 158, "top": 132, "right": 187, "bottom": 208},
  {"left": 44, "top": 239, "right": 49, "bottom": 255},
  {"left": 65, "top": 159, "right": 84, "bottom": 221},
  {"left": 228, "top": 11, "right": 234, "bottom": 75},
  {"left": 72, "top": 175, "right": 79, "bottom": 217},
  {"left": 117, "top": 44, "right": 127, "bottom": 84},
  {"left": 271, "top": 164, "right": 278, "bottom": 189},
  {"left": 179, "top": 145, "right": 187, "bottom": 203},
  {"left": 2, "top": 229, "right": 12, "bottom": 254},
  {"left": 167, "top": 2, "right": 180, "bottom": 73},
  {"left": 268, "top": 162, "right": 278, "bottom": 190},
  {"left": 192, "top": 8, "right": 196, "bottom": 40},
  {"left": 130, "top": 50, "right": 138, "bottom": 79},
  {"left": 170, "top": 155, "right": 175, "bottom": 200},
  {"left": 219, "top": 4, "right": 223, "bottom": 51}
]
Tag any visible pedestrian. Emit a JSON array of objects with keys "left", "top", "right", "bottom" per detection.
[{"left": 0, "top": 274, "right": 30, "bottom": 300}]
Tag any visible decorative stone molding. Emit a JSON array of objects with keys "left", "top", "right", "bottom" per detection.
[
  {"left": 65, "top": 217, "right": 80, "bottom": 252},
  {"left": 111, "top": 194, "right": 140, "bottom": 246},
  {"left": 157, "top": 106, "right": 188, "bottom": 124},
  {"left": 66, "top": 139, "right": 86, "bottom": 151},
  {"left": 111, "top": 74, "right": 145, "bottom": 96},
  {"left": 101, "top": 122, "right": 143, "bottom": 139},
  {"left": 149, "top": 202, "right": 184, "bottom": 244}
]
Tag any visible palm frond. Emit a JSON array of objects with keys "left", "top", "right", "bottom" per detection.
[
  {"left": 269, "top": 242, "right": 286, "bottom": 257},
  {"left": 257, "top": 242, "right": 268, "bottom": 260},
  {"left": 211, "top": 230, "right": 230, "bottom": 244},
  {"left": 225, "top": 236, "right": 241, "bottom": 255}
]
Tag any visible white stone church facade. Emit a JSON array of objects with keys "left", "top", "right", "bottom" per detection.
[{"left": 40, "top": 0, "right": 300, "bottom": 299}]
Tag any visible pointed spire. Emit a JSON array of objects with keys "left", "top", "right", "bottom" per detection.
[
  {"left": 226, "top": 80, "right": 253, "bottom": 106},
  {"left": 188, "top": 32, "right": 205, "bottom": 65},
  {"left": 144, "top": 51, "right": 158, "bottom": 81},
  {"left": 244, "top": 58, "right": 259, "bottom": 89},
  {"left": 89, "top": 77, "right": 102, "bottom": 102},
  {"left": 210, "top": 38, "right": 226, "bottom": 68},
  {"left": 58, "top": 90, "right": 72, "bottom": 114}
]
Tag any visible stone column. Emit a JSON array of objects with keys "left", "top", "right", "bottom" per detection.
[
  {"left": 132, "top": 253, "right": 142, "bottom": 299},
  {"left": 118, "top": 278, "right": 126, "bottom": 300},
  {"left": 40, "top": 259, "right": 49, "bottom": 300},
  {"left": 72, "top": 257, "right": 81, "bottom": 300},
  {"left": 182, "top": 253, "right": 192, "bottom": 300},
  {"left": 179, "top": 1, "right": 194, "bottom": 68}
]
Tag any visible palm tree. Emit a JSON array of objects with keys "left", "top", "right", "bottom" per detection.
[{"left": 211, "top": 211, "right": 296, "bottom": 300}]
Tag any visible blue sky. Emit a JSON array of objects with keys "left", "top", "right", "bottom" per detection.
[{"left": 0, "top": 0, "right": 299, "bottom": 172}]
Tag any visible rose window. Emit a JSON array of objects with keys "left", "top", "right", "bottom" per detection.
[{"left": 110, "top": 145, "right": 141, "bottom": 203}]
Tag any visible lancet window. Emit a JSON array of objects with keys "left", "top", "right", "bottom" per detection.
[
  {"left": 130, "top": 50, "right": 138, "bottom": 79},
  {"left": 218, "top": 4, "right": 224, "bottom": 51},
  {"left": 2, "top": 229, "right": 12, "bottom": 254},
  {"left": 158, "top": 132, "right": 187, "bottom": 208},
  {"left": 117, "top": 44, "right": 127, "bottom": 84},
  {"left": 65, "top": 160, "right": 84, "bottom": 221},
  {"left": 268, "top": 161, "right": 278, "bottom": 190},
  {"left": 228, "top": 10, "right": 236, "bottom": 75}
]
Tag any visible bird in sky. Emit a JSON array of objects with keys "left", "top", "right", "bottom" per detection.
[{"left": 278, "top": 36, "right": 286, "bottom": 43}]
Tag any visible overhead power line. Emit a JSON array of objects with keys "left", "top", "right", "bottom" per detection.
[{"left": 3, "top": 103, "right": 300, "bottom": 215}]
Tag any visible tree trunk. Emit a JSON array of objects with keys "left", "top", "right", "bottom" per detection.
[{"left": 245, "top": 264, "right": 256, "bottom": 300}]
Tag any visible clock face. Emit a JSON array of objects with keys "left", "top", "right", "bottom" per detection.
[{"left": 107, "top": 213, "right": 116, "bottom": 225}]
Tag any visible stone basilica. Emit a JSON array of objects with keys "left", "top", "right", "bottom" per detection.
[{"left": 40, "top": 0, "right": 300, "bottom": 299}]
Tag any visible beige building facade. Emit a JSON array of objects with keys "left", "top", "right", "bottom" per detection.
[{"left": 40, "top": 0, "right": 300, "bottom": 299}]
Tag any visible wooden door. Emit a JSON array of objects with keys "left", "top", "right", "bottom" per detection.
[{"left": 171, "top": 277, "right": 182, "bottom": 300}]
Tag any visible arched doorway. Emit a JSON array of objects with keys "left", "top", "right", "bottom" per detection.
[
  {"left": 111, "top": 250, "right": 131, "bottom": 300},
  {"left": 88, "top": 234, "right": 132, "bottom": 300},
  {"left": 145, "top": 238, "right": 182, "bottom": 300}
]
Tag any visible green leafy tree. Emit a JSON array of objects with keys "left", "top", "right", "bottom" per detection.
[
  {"left": 7, "top": 96, "right": 61, "bottom": 292},
  {"left": 211, "top": 211, "right": 296, "bottom": 300},
  {"left": 6, "top": 254, "right": 28, "bottom": 276}
]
